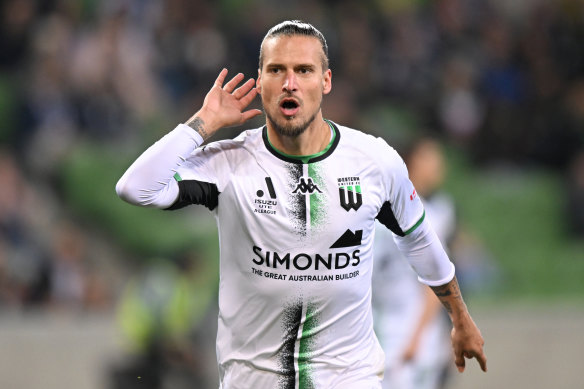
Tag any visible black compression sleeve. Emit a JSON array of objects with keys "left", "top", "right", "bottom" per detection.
[{"left": 165, "top": 179, "right": 219, "bottom": 211}]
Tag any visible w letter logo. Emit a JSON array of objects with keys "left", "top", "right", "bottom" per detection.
[{"left": 339, "top": 187, "right": 362, "bottom": 212}]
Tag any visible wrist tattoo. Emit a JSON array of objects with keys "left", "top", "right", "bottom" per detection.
[
  {"left": 186, "top": 117, "right": 209, "bottom": 140},
  {"left": 431, "top": 278, "right": 463, "bottom": 314}
]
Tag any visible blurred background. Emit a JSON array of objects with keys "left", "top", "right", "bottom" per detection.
[{"left": 0, "top": 0, "right": 583, "bottom": 388}]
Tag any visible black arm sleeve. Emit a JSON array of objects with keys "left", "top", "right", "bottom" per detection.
[
  {"left": 165, "top": 179, "right": 219, "bottom": 211},
  {"left": 376, "top": 201, "right": 405, "bottom": 236}
]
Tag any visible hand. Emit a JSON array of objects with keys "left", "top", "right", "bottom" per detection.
[
  {"left": 451, "top": 319, "right": 487, "bottom": 373},
  {"left": 400, "top": 338, "right": 419, "bottom": 363},
  {"left": 186, "top": 68, "right": 262, "bottom": 139}
]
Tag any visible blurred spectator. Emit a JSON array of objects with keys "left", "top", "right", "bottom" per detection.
[
  {"left": 437, "top": 55, "right": 483, "bottom": 145},
  {"left": 0, "top": 150, "right": 50, "bottom": 307},
  {"left": 566, "top": 150, "right": 584, "bottom": 238},
  {"left": 0, "top": 149, "right": 111, "bottom": 311},
  {"left": 0, "top": 0, "right": 36, "bottom": 71},
  {"left": 5, "top": 0, "right": 583, "bottom": 174},
  {"left": 111, "top": 250, "right": 217, "bottom": 389},
  {"left": 49, "top": 220, "right": 110, "bottom": 310}
]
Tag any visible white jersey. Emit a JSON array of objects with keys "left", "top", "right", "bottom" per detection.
[{"left": 116, "top": 120, "right": 455, "bottom": 389}]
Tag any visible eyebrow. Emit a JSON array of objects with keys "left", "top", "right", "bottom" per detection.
[{"left": 265, "top": 63, "right": 317, "bottom": 70}]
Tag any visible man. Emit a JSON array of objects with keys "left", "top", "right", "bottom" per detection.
[
  {"left": 372, "top": 138, "right": 457, "bottom": 389},
  {"left": 116, "top": 20, "right": 486, "bottom": 389}
]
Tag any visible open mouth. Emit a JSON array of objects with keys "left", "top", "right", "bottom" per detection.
[{"left": 280, "top": 98, "right": 300, "bottom": 117}]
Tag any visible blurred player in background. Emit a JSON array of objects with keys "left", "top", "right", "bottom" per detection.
[{"left": 373, "top": 138, "right": 456, "bottom": 389}]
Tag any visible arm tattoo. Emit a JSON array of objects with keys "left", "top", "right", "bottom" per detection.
[
  {"left": 186, "top": 117, "right": 209, "bottom": 140},
  {"left": 431, "top": 285, "right": 453, "bottom": 297},
  {"left": 431, "top": 278, "right": 463, "bottom": 315},
  {"left": 442, "top": 301, "right": 453, "bottom": 314}
]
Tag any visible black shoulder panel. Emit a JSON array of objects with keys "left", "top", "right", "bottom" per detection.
[
  {"left": 165, "top": 179, "right": 219, "bottom": 211},
  {"left": 375, "top": 201, "right": 405, "bottom": 237}
]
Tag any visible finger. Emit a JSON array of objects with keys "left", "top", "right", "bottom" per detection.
[
  {"left": 223, "top": 73, "right": 245, "bottom": 93},
  {"left": 474, "top": 350, "right": 488, "bottom": 372},
  {"left": 455, "top": 352, "right": 466, "bottom": 373},
  {"left": 214, "top": 68, "right": 229, "bottom": 88},
  {"left": 233, "top": 78, "right": 256, "bottom": 100},
  {"left": 241, "top": 109, "right": 263, "bottom": 122},
  {"left": 239, "top": 87, "right": 259, "bottom": 108}
]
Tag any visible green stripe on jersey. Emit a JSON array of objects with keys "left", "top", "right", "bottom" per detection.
[
  {"left": 173, "top": 172, "right": 182, "bottom": 181},
  {"left": 308, "top": 163, "right": 326, "bottom": 230},
  {"left": 404, "top": 210, "right": 425, "bottom": 235},
  {"left": 298, "top": 302, "right": 318, "bottom": 389}
]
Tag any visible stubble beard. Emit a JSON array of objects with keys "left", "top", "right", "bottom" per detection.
[{"left": 263, "top": 98, "right": 321, "bottom": 138}]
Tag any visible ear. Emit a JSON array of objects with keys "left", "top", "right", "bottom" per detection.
[
  {"left": 256, "top": 69, "right": 262, "bottom": 94},
  {"left": 322, "top": 69, "right": 332, "bottom": 95}
]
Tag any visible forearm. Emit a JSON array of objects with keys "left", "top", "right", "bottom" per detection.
[
  {"left": 116, "top": 122, "right": 204, "bottom": 208},
  {"left": 394, "top": 219, "right": 455, "bottom": 286},
  {"left": 430, "top": 276, "right": 471, "bottom": 326}
]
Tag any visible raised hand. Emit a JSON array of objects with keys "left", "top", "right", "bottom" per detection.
[{"left": 186, "top": 68, "right": 263, "bottom": 140}]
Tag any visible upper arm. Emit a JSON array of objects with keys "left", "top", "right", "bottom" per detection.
[{"left": 374, "top": 138, "right": 425, "bottom": 236}]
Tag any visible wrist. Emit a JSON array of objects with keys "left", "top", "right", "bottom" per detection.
[
  {"left": 185, "top": 110, "right": 216, "bottom": 140},
  {"left": 451, "top": 309, "right": 473, "bottom": 329}
]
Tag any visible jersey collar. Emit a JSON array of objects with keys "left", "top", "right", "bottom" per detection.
[{"left": 262, "top": 119, "right": 341, "bottom": 164}]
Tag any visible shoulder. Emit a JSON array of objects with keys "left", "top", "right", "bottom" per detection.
[
  {"left": 201, "top": 126, "right": 264, "bottom": 154},
  {"left": 186, "top": 127, "right": 264, "bottom": 167},
  {"left": 334, "top": 122, "right": 405, "bottom": 170},
  {"left": 182, "top": 126, "right": 263, "bottom": 177}
]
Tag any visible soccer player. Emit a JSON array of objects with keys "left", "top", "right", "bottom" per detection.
[
  {"left": 116, "top": 20, "right": 486, "bottom": 389},
  {"left": 372, "top": 138, "right": 458, "bottom": 389}
]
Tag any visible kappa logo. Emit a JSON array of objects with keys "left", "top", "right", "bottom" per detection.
[
  {"left": 292, "top": 177, "right": 322, "bottom": 194},
  {"left": 338, "top": 176, "right": 362, "bottom": 212}
]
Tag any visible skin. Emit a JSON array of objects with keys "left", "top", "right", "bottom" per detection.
[
  {"left": 256, "top": 35, "right": 332, "bottom": 156},
  {"left": 431, "top": 277, "right": 487, "bottom": 373},
  {"left": 186, "top": 34, "right": 332, "bottom": 157},
  {"left": 183, "top": 32, "right": 486, "bottom": 375}
]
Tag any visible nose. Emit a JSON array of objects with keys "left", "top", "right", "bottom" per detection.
[{"left": 282, "top": 71, "right": 297, "bottom": 92}]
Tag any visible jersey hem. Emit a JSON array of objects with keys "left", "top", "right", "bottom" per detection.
[
  {"left": 177, "top": 123, "right": 205, "bottom": 145},
  {"left": 417, "top": 262, "right": 456, "bottom": 286}
]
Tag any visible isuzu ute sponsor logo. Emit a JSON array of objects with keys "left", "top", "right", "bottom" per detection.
[{"left": 253, "top": 177, "right": 278, "bottom": 215}]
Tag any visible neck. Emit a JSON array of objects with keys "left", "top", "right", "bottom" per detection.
[{"left": 266, "top": 115, "right": 331, "bottom": 156}]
